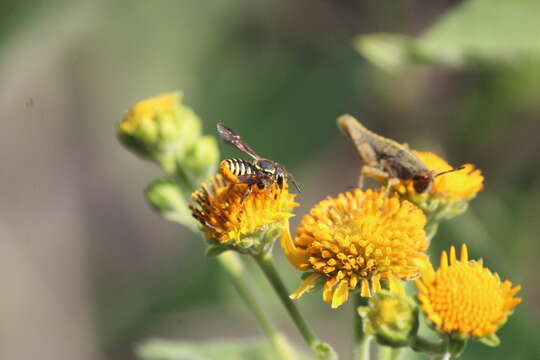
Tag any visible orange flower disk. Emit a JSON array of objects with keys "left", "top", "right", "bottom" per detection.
[
  {"left": 289, "top": 189, "right": 429, "bottom": 308},
  {"left": 416, "top": 245, "right": 521, "bottom": 338},
  {"left": 191, "top": 176, "right": 298, "bottom": 244}
]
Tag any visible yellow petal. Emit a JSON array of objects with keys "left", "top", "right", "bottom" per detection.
[
  {"left": 360, "top": 279, "right": 371, "bottom": 297},
  {"left": 388, "top": 276, "right": 405, "bottom": 296},
  {"left": 460, "top": 244, "right": 468, "bottom": 263},
  {"left": 279, "top": 219, "right": 307, "bottom": 270},
  {"left": 449, "top": 246, "right": 457, "bottom": 265},
  {"left": 290, "top": 273, "right": 321, "bottom": 299},
  {"left": 323, "top": 277, "right": 338, "bottom": 303},
  {"left": 440, "top": 251, "right": 448, "bottom": 270},
  {"left": 332, "top": 279, "right": 350, "bottom": 308}
]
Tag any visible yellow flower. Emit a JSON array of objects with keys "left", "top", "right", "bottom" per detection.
[
  {"left": 286, "top": 189, "right": 429, "bottom": 308},
  {"left": 190, "top": 175, "right": 298, "bottom": 246},
  {"left": 120, "top": 93, "right": 181, "bottom": 133},
  {"left": 397, "top": 151, "right": 484, "bottom": 202},
  {"left": 416, "top": 244, "right": 521, "bottom": 338}
]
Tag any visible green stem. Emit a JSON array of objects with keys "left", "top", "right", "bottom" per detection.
[
  {"left": 253, "top": 254, "right": 318, "bottom": 348},
  {"left": 218, "top": 251, "right": 297, "bottom": 360},
  {"left": 354, "top": 296, "right": 370, "bottom": 360},
  {"left": 411, "top": 335, "right": 447, "bottom": 355},
  {"left": 378, "top": 346, "right": 402, "bottom": 360}
]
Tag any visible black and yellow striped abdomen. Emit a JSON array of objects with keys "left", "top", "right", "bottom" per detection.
[{"left": 219, "top": 158, "right": 257, "bottom": 184}]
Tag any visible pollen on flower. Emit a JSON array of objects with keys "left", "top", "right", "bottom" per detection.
[
  {"left": 416, "top": 244, "right": 521, "bottom": 338},
  {"left": 398, "top": 151, "right": 484, "bottom": 201},
  {"left": 190, "top": 175, "right": 298, "bottom": 245},
  {"left": 288, "top": 189, "right": 428, "bottom": 308}
]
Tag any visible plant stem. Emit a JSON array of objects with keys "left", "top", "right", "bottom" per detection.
[
  {"left": 253, "top": 253, "right": 319, "bottom": 348},
  {"left": 430, "top": 353, "right": 450, "bottom": 360},
  {"left": 411, "top": 335, "right": 447, "bottom": 355},
  {"left": 218, "top": 251, "right": 297, "bottom": 360},
  {"left": 353, "top": 295, "right": 370, "bottom": 360},
  {"left": 378, "top": 346, "right": 402, "bottom": 360}
]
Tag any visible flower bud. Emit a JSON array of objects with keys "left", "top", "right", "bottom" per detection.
[
  {"left": 117, "top": 92, "right": 201, "bottom": 173},
  {"left": 357, "top": 290, "right": 418, "bottom": 347},
  {"left": 145, "top": 179, "right": 196, "bottom": 231},
  {"left": 182, "top": 135, "right": 219, "bottom": 184}
]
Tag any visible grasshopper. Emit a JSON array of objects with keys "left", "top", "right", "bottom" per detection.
[{"left": 337, "top": 114, "right": 463, "bottom": 194}]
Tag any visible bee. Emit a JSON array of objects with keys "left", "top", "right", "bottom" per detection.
[
  {"left": 337, "top": 114, "right": 463, "bottom": 193},
  {"left": 216, "top": 123, "right": 301, "bottom": 196}
]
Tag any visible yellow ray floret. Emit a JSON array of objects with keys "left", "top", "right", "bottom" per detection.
[
  {"left": 191, "top": 175, "right": 298, "bottom": 244},
  {"left": 416, "top": 244, "right": 521, "bottom": 338},
  {"left": 398, "top": 151, "right": 484, "bottom": 201},
  {"left": 287, "top": 189, "right": 429, "bottom": 308}
]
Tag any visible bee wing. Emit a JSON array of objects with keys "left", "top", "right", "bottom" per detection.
[{"left": 217, "top": 123, "right": 260, "bottom": 160}]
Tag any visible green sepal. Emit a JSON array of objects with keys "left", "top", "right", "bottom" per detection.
[{"left": 478, "top": 333, "right": 500, "bottom": 347}]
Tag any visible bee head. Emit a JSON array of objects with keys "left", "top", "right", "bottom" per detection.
[{"left": 412, "top": 171, "right": 434, "bottom": 194}]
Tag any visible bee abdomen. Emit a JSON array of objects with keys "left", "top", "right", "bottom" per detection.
[{"left": 219, "top": 158, "right": 255, "bottom": 183}]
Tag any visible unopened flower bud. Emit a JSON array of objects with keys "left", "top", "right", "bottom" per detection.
[
  {"left": 145, "top": 179, "right": 196, "bottom": 231},
  {"left": 357, "top": 290, "right": 418, "bottom": 347},
  {"left": 182, "top": 135, "right": 219, "bottom": 184},
  {"left": 117, "top": 92, "right": 201, "bottom": 173}
]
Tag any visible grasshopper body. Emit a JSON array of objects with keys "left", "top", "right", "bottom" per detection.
[{"left": 337, "top": 114, "right": 434, "bottom": 193}]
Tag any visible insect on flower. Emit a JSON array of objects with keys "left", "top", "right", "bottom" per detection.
[
  {"left": 337, "top": 115, "right": 463, "bottom": 193},
  {"left": 217, "top": 123, "right": 301, "bottom": 197}
]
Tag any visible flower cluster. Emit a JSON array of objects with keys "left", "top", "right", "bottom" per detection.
[{"left": 119, "top": 94, "right": 521, "bottom": 360}]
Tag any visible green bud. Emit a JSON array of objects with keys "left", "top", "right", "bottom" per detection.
[
  {"left": 117, "top": 92, "right": 202, "bottom": 174},
  {"left": 145, "top": 179, "right": 196, "bottom": 231},
  {"left": 182, "top": 135, "right": 219, "bottom": 184},
  {"left": 358, "top": 290, "right": 418, "bottom": 348}
]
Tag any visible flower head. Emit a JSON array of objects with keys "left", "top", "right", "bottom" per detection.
[
  {"left": 395, "top": 151, "right": 483, "bottom": 221},
  {"left": 118, "top": 93, "right": 218, "bottom": 182},
  {"left": 416, "top": 244, "right": 521, "bottom": 338},
  {"left": 287, "top": 189, "right": 429, "bottom": 308},
  {"left": 190, "top": 176, "right": 298, "bottom": 247},
  {"left": 358, "top": 290, "right": 418, "bottom": 347}
]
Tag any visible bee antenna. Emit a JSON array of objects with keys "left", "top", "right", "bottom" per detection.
[{"left": 435, "top": 165, "right": 465, "bottom": 178}]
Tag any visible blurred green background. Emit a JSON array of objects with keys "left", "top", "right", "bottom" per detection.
[{"left": 1, "top": 1, "right": 539, "bottom": 359}]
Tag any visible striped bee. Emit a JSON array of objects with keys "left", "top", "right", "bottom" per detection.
[{"left": 217, "top": 123, "right": 301, "bottom": 195}]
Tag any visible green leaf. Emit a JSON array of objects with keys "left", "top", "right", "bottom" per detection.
[
  {"left": 145, "top": 179, "right": 197, "bottom": 231},
  {"left": 355, "top": 0, "right": 540, "bottom": 70},
  {"left": 137, "top": 338, "right": 308, "bottom": 360}
]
